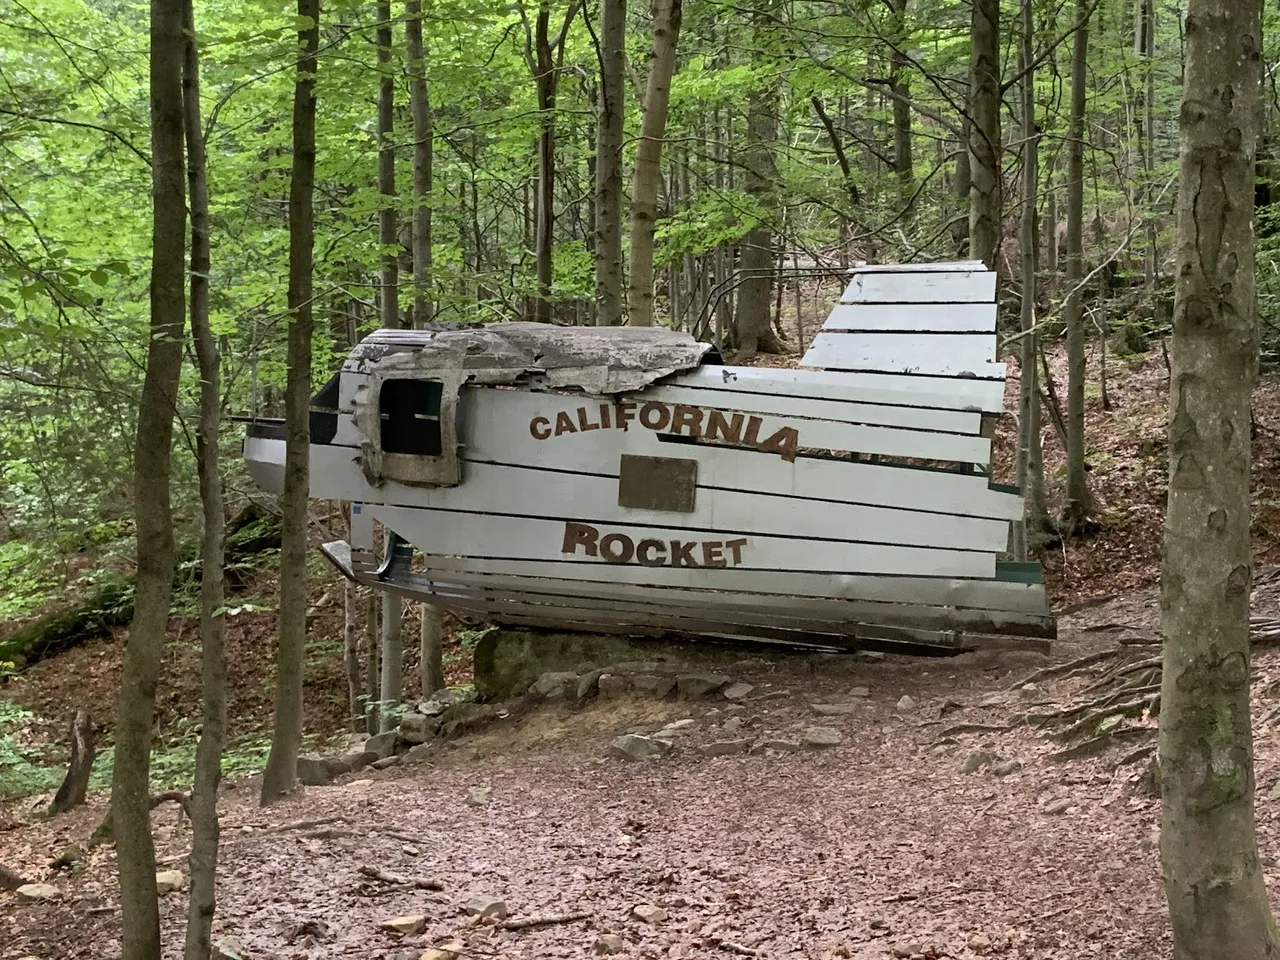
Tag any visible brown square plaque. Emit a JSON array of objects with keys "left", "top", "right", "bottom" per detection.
[{"left": 617, "top": 454, "right": 698, "bottom": 513}]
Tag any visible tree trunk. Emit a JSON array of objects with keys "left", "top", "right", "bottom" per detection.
[
  {"left": 967, "top": 0, "right": 1001, "bottom": 269},
  {"left": 49, "top": 709, "right": 94, "bottom": 816},
  {"left": 406, "top": 0, "right": 433, "bottom": 327},
  {"left": 952, "top": 119, "right": 971, "bottom": 254},
  {"left": 421, "top": 604, "right": 445, "bottom": 695},
  {"left": 889, "top": 0, "right": 913, "bottom": 215},
  {"left": 364, "top": 591, "right": 380, "bottom": 733},
  {"left": 112, "top": 0, "right": 186, "bottom": 948},
  {"left": 1061, "top": 0, "right": 1092, "bottom": 532},
  {"left": 533, "top": 5, "right": 556, "bottom": 323},
  {"left": 733, "top": 0, "right": 782, "bottom": 359},
  {"left": 1044, "top": 162, "right": 1058, "bottom": 273},
  {"left": 343, "top": 577, "right": 362, "bottom": 731},
  {"left": 260, "top": 0, "right": 319, "bottom": 805},
  {"left": 595, "top": 0, "right": 625, "bottom": 325},
  {"left": 1160, "top": 1, "right": 1275, "bottom": 952},
  {"left": 626, "top": 0, "right": 683, "bottom": 327},
  {"left": 1142, "top": 0, "right": 1157, "bottom": 286},
  {"left": 1160, "top": 3, "right": 1275, "bottom": 955},
  {"left": 179, "top": 5, "right": 226, "bottom": 955}
]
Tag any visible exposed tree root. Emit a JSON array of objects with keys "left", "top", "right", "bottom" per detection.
[
  {"left": 357, "top": 863, "right": 445, "bottom": 891},
  {"left": 499, "top": 912, "right": 591, "bottom": 931}
]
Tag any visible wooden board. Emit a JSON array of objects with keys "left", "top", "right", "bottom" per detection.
[
  {"left": 409, "top": 564, "right": 1056, "bottom": 637},
  {"left": 456, "top": 390, "right": 1022, "bottom": 519},
  {"left": 803, "top": 333, "right": 999, "bottom": 378},
  {"left": 669, "top": 366, "right": 1007, "bottom": 414},
  {"left": 365, "top": 505, "right": 996, "bottom": 578},
  {"left": 841, "top": 270, "right": 996, "bottom": 304},
  {"left": 626, "top": 384, "right": 982, "bottom": 435},
  {"left": 823, "top": 302, "right": 996, "bottom": 333},
  {"left": 417, "top": 554, "right": 1053, "bottom": 614},
  {"left": 305, "top": 450, "right": 1009, "bottom": 552}
]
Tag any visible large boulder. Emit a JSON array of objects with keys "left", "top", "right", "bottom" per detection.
[
  {"left": 297, "top": 753, "right": 333, "bottom": 786},
  {"left": 399, "top": 711, "right": 433, "bottom": 743}
]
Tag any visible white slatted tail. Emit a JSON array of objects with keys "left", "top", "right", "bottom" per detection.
[
  {"left": 841, "top": 269, "right": 996, "bottom": 304},
  {"left": 802, "top": 332, "right": 1001, "bottom": 378},
  {"left": 823, "top": 302, "right": 996, "bottom": 333}
]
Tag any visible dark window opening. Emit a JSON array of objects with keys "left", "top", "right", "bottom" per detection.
[
  {"left": 310, "top": 372, "right": 342, "bottom": 445},
  {"left": 380, "top": 379, "right": 444, "bottom": 456}
]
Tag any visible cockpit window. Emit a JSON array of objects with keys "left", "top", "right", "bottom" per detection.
[{"left": 379, "top": 378, "right": 443, "bottom": 456}]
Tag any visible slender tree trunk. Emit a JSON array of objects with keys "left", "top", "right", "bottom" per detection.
[
  {"left": 967, "top": 0, "right": 1001, "bottom": 269},
  {"left": 179, "top": 5, "right": 225, "bottom": 953},
  {"left": 343, "top": 578, "right": 362, "bottom": 731},
  {"left": 260, "top": 0, "right": 319, "bottom": 805},
  {"left": 406, "top": 0, "right": 433, "bottom": 328},
  {"left": 1044, "top": 162, "right": 1058, "bottom": 273},
  {"left": 376, "top": 0, "right": 404, "bottom": 731},
  {"left": 626, "top": 0, "right": 682, "bottom": 327},
  {"left": 112, "top": 0, "right": 186, "bottom": 947},
  {"left": 1160, "top": 4, "right": 1276, "bottom": 955},
  {"left": 733, "top": 0, "right": 782, "bottom": 358},
  {"left": 1062, "top": 0, "right": 1092, "bottom": 532},
  {"left": 595, "top": 0, "right": 625, "bottom": 325},
  {"left": 421, "top": 604, "right": 445, "bottom": 694},
  {"left": 364, "top": 590, "right": 380, "bottom": 732},
  {"left": 1142, "top": 0, "right": 1157, "bottom": 286},
  {"left": 533, "top": 6, "right": 556, "bottom": 323},
  {"left": 1015, "top": 0, "right": 1052, "bottom": 558},
  {"left": 889, "top": 0, "right": 913, "bottom": 215},
  {"left": 952, "top": 118, "right": 972, "bottom": 254}
]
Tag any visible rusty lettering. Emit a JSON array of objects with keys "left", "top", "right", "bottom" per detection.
[
  {"left": 669, "top": 539, "right": 700, "bottom": 567},
  {"left": 670, "top": 404, "right": 704, "bottom": 438},
  {"left": 724, "top": 538, "right": 748, "bottom": 565},
  {"left": 599, "top": 533, "right": 635, "bottom": 563},
  {"left": 701, "top": 541, "right": 726, "bottom": 567},
  {"left": 577, "top": 406, "right": 601, "bottom": 431},
  {"left": 529, "top": 416, "right": 552, "bottom": 440},
  {"left": 636, "top": 539, "right": 667, "bottom": 566},
  {"left": 616, "top": 401, "right": 638, "bottom": 430},
  {"left": 743, "top": 415, "right": 764, "bottom": 447},
  {"left": 554, "top": 411, "right": 577, "bottom": 436},
  {"left": 704, "top": 410, "right": 744, "bottom": 444},
  {"left": 757, "top": 426, "right": 799, "bottom": 462},
  {"left": 640, "top": 402, "right": 671, "bottom": 431},
  {"left": 562, "top": 522, "right": 600, "bottom": 556},
  {"left": 599, "top": 403, "right": 612, "bottom": 429}
]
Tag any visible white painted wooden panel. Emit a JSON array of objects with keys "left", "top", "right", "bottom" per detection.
[
  {"left": 306, "top": 448, "right": 1009, "bottom": 551},
  {"left": 419, "top": 554, "right": 1052, "bottom": 613},
  {"left": 669, "top": 365, "right": 1007, "bottom": 413},
  {"left": 411, "top": 565, "right": 1056, "bottom": 635},
  {"left": 841, "top": 269, "right": 996, "bottom": 304},
  {"left": 628, "top": 384, "right": 982, "bottom": 435},
  {"left": 367, "top": 505, "right": 996, "bottom": 578},
  {"left": 459, "top": 390, "right": 1023, "bottom": 519},
  {"left": 823, "top": 302, "right": 996, "bottom": 333},
  {"left": 802, "top": 333, "right": 999, "bottom": 377}
]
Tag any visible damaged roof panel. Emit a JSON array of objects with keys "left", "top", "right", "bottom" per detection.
[{"left": 348, "top": 322, "right": 712, "bottom": 395}]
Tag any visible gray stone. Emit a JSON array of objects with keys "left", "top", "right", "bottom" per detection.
[
  {"left": 698, "top": 739, "right": 751, "bottom": 758},
  {"left": 399, "top": 712, "right": 433, "bottom": 743},
  {"left": 723, "top": 682, "right": 754, "bottom": 702},
  {"left": 991, "top": 759, "right": 1022, "bottom": 777},
  {"left": 892, "top": 942, "right": 924, "bottom": 958},
  {"left": 15, "top": 882, "right": 61, "bottom": 902},
  {"left": 631, "top": 904, "right": 668, "bottom": 924},
  {"left": 211, "top": 936, "right": 245, "bottom": 960},
  {"left": 802, "top": 726, "right": 842, "bottom": 748},
  {"left": 575, "top": 661, "right": 600, "bottom": 674},
  {"left": 598, "top": 674, "right": 631, "bottom": 698},
  {"left": 333, "top": 748, "right": 379, "bottom": 774},
  {"left": 1019, "top": 683, "right": 1043, "bottom": 699},
  {"left": 612, "top": 660, "right": 663, "bottom": 675},
  {"left": 366, "top": 730, "right": 399, "bottom": 759},
  {"left": 297, "top": 753, "right": 333, "bottom": 786},
  {"left": 896, "top": 695, "right": 917, "bottom": 712},
  {"left": 754, "top": 739, "right": 801, "bottom": 754},
  {"left": 420, "top": 688, "right": 462, "bottom": 717},
  {"left": 856, "top": 651, "right": 886, "bottom": 662},
  {"left": 721, "top": 716, "right": 744, "bottom": 735},
  {"left": 576, "top": 670, "right": 605, "bottom": 700},
  {"left": 812, "top": 703, "right": 860, "bottom": 716},
  {"left": 849, "top": 686, "right": 871, "bottom": 697},
  {"left": 979, "top": 692, "right": 1007, "bottom": 708},
  {"left": 1043, "top": 798, "right": 1071, "bottom": 815},
  {"left": 466, "top": 785, "right": 492, "bottom": 807},
  {"left": 437, "top": 702, "right": 501, "bottom": 739},
  {"left": 660, "top": 718, "right": 696, "bottom": 733},
  {"left": 594, "top": 933, "right": 627, "bottom": 955},
  {"left": 611, "top": 734, "right": 673, "bottom": 761},
  {"left": 404, "top": 743, "right": 433, "bottom": 764},
  {"left": 1268, "top": 780, "right": 1280, "bottom": 802},
  {"left": 962, "top": 750, "right": 996, "bottom": 774},
  {"left": 968, "top": 933, "right": 992, "bottom": 953},
  {"left": 531, "top": 671, "right": 579, "bottom": 698},
  {"left": 373, "top": 755, "right": 401, "bottom": 770},
  {"left": 677, "top": 673, "right": 732, "bottom": 698},
  {"left": 464, "top": 897, "right": 508, "bottom": 921},
  {"left": 380, "top": 915, "right": 427, "bottom": 935},
  {"left": 155, "top": 870, "right": 184, "bottom": 895},
  {"left": 631, "top": 674, "right": 677, "bottom": 698}
]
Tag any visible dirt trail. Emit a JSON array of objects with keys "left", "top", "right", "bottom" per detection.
[{"left": 1, "top": 611, "right": 1211, "bottom": 960}]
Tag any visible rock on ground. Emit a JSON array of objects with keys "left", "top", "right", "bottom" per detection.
[
  {"left": 365, "top": 730, "right": 398, "bottom": 759},
  {"left": 631, "top": 903, "right": 668, "bottom": 924},
  {"left": 464, "top": 897, "right": 508, "bottom": 920},
  {"left": 15, "top": 883, "right": 61, "bottom": 902},
  {"left": 611, "top": 734, "right": 673, "bottom": 761},
  {"left": 155, "top": 870, "right": 184, "bottom": 895},
  {"left": 962, "top": 750, "right": 996, "bottom": 774},
  {"left": 531, "top": 671, "right": 579, "bottom": 698},
  {"left": 594, "top": 933, "right": 626, "bottom": 954},
  {"left": 379, "top": 915, "right": 428, "bottom": 935},
  {"left": 677, "top": 674, "right": 732, "bottom": 698},
  {"left": 466, "top": 785, "right": 492, "bottom": 807},
  {"left": 723, "top": 681, "right": 754, "bottom": 702},
  {"left": 297, "top": 753, "right": 332, "bottom": 786},
  {"left": 802, "top": 726, "right": 842, "bottom": 748},
  {"left": 698, "top": 739, "right": 751, "bottom": 758}
]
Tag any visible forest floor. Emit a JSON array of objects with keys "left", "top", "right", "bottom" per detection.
[{"left": 7, "top": 340, "right": 1280, "bottom": 957}]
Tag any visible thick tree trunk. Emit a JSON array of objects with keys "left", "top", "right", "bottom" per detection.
[
  {"left": 406, "top": 0, "right": 433, "bottom": 327},
  {"left": 1159, "top": 4, "right": 1276, "bottom": 957},
  {"left": 112, "top": 0, "right": 187, "bottom": 948},
  {"left": 1061, "top": 0, "right": 1092, "bottom": 532},
  {"left": 180, "top": 5, "right": 226, "bottom": 955},
  {"left": 626, "top": 0, "right": 682, "bottom": 327},
  {"left": 594, "top": 0, "right": 626, "bottom": 325},
  {"left": 260, "top": 0, "right": 318, "bottom": 805},
  {"left": 533, "top": 6, "right": 556, "bottom": 323},
  {"left": 967, "top": 0, "right": 1001, "bottom": 269},
  {"left": 733, "top": 0, "right": 782, "bottom": 359}
]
